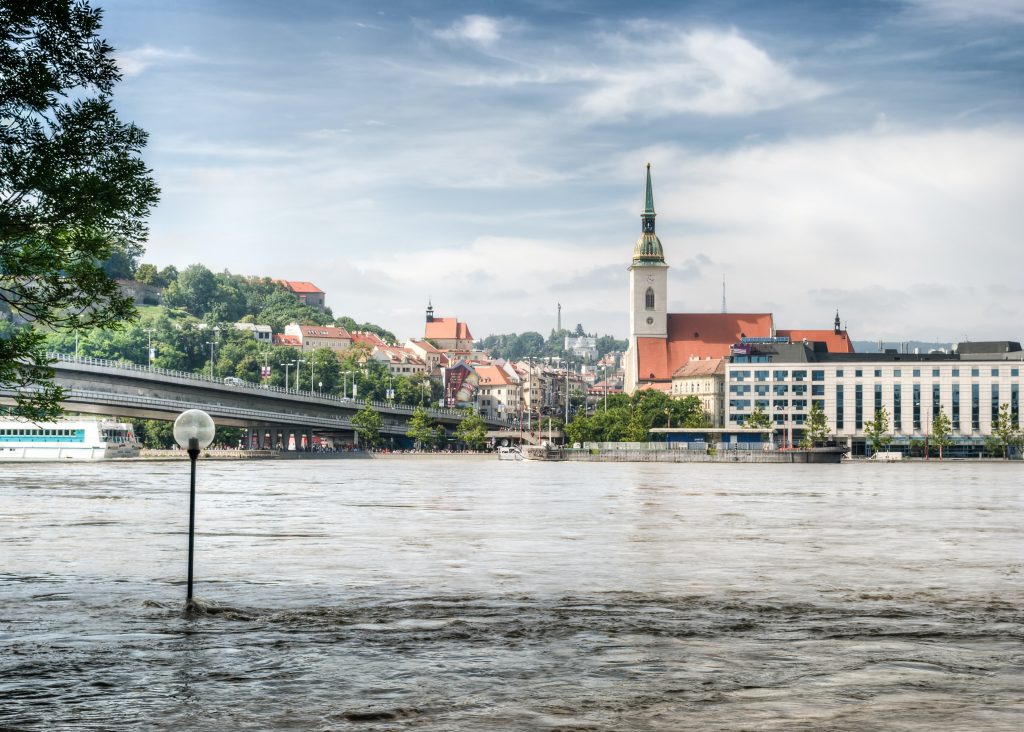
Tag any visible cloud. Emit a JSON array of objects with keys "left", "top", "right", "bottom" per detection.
[
  {"left": 904, "top": 0, "right": 1024, "bottom": 24},
  {"left": 649, "top": 125, "right": 1024, "bottom": 339},
  {"left": 577, "top": 28, "right": 829, "bottom": 119},
  {"left": 435, "top": 15, "right": 506, "bottom": 46},
  {"left": 114, "top": 45, "right": 196, "bottom": 76}
]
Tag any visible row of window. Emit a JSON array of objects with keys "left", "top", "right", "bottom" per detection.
[
  {"left": 732, "top": 367, "right": 1020, "bottom": 381},
  {"left": 0, "top": 428, "right": 83, "bottom": 436}
]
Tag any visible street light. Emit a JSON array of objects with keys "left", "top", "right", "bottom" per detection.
[
  {"left": 284, "top": 361, "right": 296, "bottom": 391},
  {"left": 173, "top": 409, "right": 216, "bottom": 610},
  {"left": 206, "top": 340, "right": 215, "bottom": 380},
  {"left": 145, "top": 328, "right": 155, "bottom": 368},
  {"left": 296, "top": 359, "right": 306, "bottom": 391}
]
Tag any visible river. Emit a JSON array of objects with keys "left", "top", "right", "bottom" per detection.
[{"left": 1, "top": 458, "right": 1021, "bottom": 730}]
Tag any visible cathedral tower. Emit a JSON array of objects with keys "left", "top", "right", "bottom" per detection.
[{"left": 629, "top": 164, "right": 668, "bottom": 340}]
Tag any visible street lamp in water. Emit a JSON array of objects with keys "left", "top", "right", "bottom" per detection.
[{"left": 173, "top": 409, "right": 216, "bottom": 609}]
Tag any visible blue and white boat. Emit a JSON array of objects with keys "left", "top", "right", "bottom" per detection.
[{"left": 0, "top": 418, "right": 141, "bottom": 460}]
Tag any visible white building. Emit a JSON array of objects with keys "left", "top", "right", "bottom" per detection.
[{"left": 724, "top": 340, "right": 1023, "bottom": 456}]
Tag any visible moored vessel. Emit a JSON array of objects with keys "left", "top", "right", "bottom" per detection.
[{"left": 0, "top": 418, "right": 142, "bottom": 460}]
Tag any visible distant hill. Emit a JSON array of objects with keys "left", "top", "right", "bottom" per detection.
[{"left": 853, "top": 340, "right": 956, "bottom": 354}]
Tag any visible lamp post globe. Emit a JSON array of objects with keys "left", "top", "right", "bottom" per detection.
[
  {"left": 174, "top": 409, "right": 216, "bottom": 453},
  {"left": 173, "top": 408, "right": 215, "bottom": 609}
]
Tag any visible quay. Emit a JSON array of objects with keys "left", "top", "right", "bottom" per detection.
[{"left": 523, "top": 444, "right": 845, "bottom": 463}]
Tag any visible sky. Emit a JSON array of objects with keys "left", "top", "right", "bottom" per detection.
[{"left": 99, "top": 0, "right": 1024, "bottom": 344}]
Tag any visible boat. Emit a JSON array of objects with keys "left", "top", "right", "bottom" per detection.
[
  {"left": 496, "top": 446, "right": 523, "bottom": 461},
  {"left": 0, "top": 418, "right": 142, "bottom": 460}
]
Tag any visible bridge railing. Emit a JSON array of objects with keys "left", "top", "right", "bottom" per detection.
[{"left": 47, "top": 352, "right": 478, "bottom": 422}]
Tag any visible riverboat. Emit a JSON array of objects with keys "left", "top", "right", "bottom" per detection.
[
  {"left": 0, "top": 418, "right": 142, "bottom": 460},
  {"left": 497, "top": 446, "right": 522, "bottom": 461}
]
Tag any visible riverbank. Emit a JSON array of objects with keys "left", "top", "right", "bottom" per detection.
[{"left": 525, "top": 446, "right": 845, "bottom": 463}]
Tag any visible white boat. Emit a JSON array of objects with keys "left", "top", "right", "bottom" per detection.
[
  {"left": 0, "top": 418, "right": 142, "bottom": 460},
  {"left": 497, "top": 446, "right": 522, "bottom": 461}
]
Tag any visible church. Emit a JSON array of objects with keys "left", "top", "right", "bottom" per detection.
[{"left": 624, "top": 164, "right": 854, "bottom": 394}]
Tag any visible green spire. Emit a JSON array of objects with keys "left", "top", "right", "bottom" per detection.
[
  {"left": 644, "top": 162, "right": 655, "bottom": 216},
  {"left": 632, "top": 162, "right": 666, "bottom": 266}
]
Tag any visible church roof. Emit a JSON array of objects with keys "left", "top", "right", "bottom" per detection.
[
  {"left": 425, "top": 317, "right": 473, "bottom": 342},
  {"left": 637, "top": 313, "right": 774, "bottom": 382},
  {"left": 776, "top": 329, "right": 855, "bottom": 353}
]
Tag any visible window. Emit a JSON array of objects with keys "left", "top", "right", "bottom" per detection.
[
  {"left": 792, "top": 399, "right": 808, "bottom": 411},
  {"left": 812, "top": 385, "right": 824, "bottom": 396},
  {"left": 913, "top": 383, "right": 921, "bottom": 431},
  {"left": 1013, "top": 384, "right": 1020, "bottom": 427},
  {"left": 773, "top": 385, "right": 788, "bottom": 396},
  {"left": 913, "top": 369, "right": 920, "bottom": 377},
  {"left": 773, "top": 370, "right": 789, "bottom": 380},
  {"left": 992, "top": 368, "right": 999, "bottom": 377},
  {"left": 933, "top": 383, "right": 941, "bottom": 422},
  {"left": 855, "top": 384, "right": 863, "bottom": 430},
  {"left": 836, "top": 385, "right": 844, "bottom": 429},
  {"left": 644, "top": 287, "right": 654, "bottom": 310},
  {"left": 855, "top": 369, "right": 863, "bottom": 378},
  {"left": 773, "top": 399, "right": 789, "bottom": 409},
  {"left": 894, "top": 369, "right": 901, "bottom": 377},
  {"left": 792, "top": 384, "right": 807, "bottom": 396},
  {"left": 875, "top": 383, "right": 883, "bottom": 414},
  {"left": 894, "top": 383, "right": 902, "bottom": 431},
  {"left": 992, "top": 384, "right": 1000, "bottom": 425},
  {"left": 731, "top": 370, "right": 750, "bottom": 381},
  {"left": 754, "top": 384, "right": 769, "bottom": 396},
  {"left": 836, "top": 370, "right": 844, "bottom": 378},
  {"left": 1012, "top": 368, "right": 1019, "bottom": 377},
  {"left": 874, "top": 369, "right": 882, "bottom": 378},
  {"left": 793, "top": 370, "right": 807, "bottom": 381},
  {"left": 755, "top": 370, "right": 769, "bottom": 381},
  {"left": 812, "top": 370, "right": 824, "bottom": 381},
  {"left": 952, "top": 369, "right": 959, "bottom": 377},
  {"left": 952, "top": 384, "right": 960, "bottom": 431},
  {"left": 971, "top": 368, "right": 979, "bottom": 377},
  {"left": 932, "top": 369, "right": 940, "bottom": 378},
  {"left": 972, "top": 383, "right": 980, "bottom": 431}
]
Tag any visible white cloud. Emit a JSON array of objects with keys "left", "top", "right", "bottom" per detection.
[
  {"left": 114, "top": 45, "right": 196, "bottom": 76},
  {"left": 577, "top": 28, "right": 829, "bottom": 119},
  {"left": 649, "top": 125, "right": 1024, "bottom": 339},
  {"left": 435, "top": 15, "right": 505, "bottom": 46}
]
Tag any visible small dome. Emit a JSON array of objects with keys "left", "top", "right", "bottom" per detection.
[{"left": 633, "top": 232, "right": 665, "bottom": 264}]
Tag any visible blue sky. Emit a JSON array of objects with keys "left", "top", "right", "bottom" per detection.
[{"left": 101, "top": 0, "right": 1024, "bottom": 344}]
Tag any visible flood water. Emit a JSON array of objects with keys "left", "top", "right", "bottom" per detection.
[{"left": 1, "top": 458, "right": 1021, "bottom": 730}]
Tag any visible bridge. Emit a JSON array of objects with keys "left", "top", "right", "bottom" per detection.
[{"left": 1, "top": 353, "right": 506, "bottom": 448}]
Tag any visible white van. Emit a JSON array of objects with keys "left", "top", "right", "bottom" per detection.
[{"left": 223, "top": 376, "right": 246, "bottom": 386}]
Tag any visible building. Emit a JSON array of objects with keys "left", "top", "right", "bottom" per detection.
[
  {"left": 671, "top": 358, "right": 727, "bottom": 426},
  {"left": 724, "top": 340, "right": 1023, "bottom": 455},
  {"left": 283, "top": 322, "right": 352, "bottom": 353},
  {"left": 406, "top": 339, "right": 445, "bottom": 373},
  {"left": 370, "top": 344, "right": 428, "bottom": 376},
  {"left": 233, "top": 322, "right": 273, "bottom": 343},
  {"left": 565, "top": 335, "right": 598, "bottom": 361},
  {"left": 276, "top": 280, "right": 326, "bottom": 310},
  {"left": 424, "top": 301, "right": 474, "bottom": 352},
  {"left": 474, "top": 363, "right": 521, "bottom": 424},
  {"left": 623, "top": 165, "right": 857, "bottom": 394}
]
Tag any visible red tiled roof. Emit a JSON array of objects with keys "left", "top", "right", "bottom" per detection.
[
  {"left": 475, "top": 364, "right": 514, "bottom": 386},
  {"left": 351, "top": 331, "right": 386, "bottom": 347},
  {"left": 297, "top": 325, "right": 351, "bottom": 339},
  {"left": 272, "top": 334, "right": 302, "bottom": 347},
  {"left": 409, "top": 339, "right": 442, "bottom": 354},
  {"left": 671, "top": 357, "right": 726, "bottom": 378},
  {"left": 425, "top": 317, "right": 473, "bottom": 342},
  {"left": 275, "top": 279, "right": 324, "bottom": 294},
  {"left": 776, "top": 329, "right": 855, "bottom": 353},
  {"left": 637, "top": 313, "right": 773, "bottom": 382}
]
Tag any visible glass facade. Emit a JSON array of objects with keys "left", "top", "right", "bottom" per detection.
[
  {"left": 913, "top": 383, "right": 921, "bottom": 431},
  {"left": 992, "top": 384, "right": 1000, "bottom": 425},
  {"left": 893, "top": 383, "right": 902, "bottom": 431},
  {"left": 836, "top": 384, "right": 844, "bottom": 430},
  {"left": 952, "top": 384, "right": 960, "bottom": 431},
  {"left": 972, "top": 383, "right": 980, "bottom": 431},
  {"left": 855, "top": 384, "right": 863, "bottom": 430}
]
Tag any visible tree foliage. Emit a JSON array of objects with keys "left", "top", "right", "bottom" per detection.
[
  {"left": 0, "top": 0, "right": 159, "bottom": 418},
  {"left": 802, "top": 402, "right": 831, "bottom": 447},
  {"left": 406, "top": 405, "right": 436, "bottom": 449},
  {"left": 863, "top": 407, "right": 892, "bottom": 455},
  {"left": 931, "top": 408, "right": 953, "bottom": 460},
  {"left": 563, "top": 391, "right": 704, "bottom": 444},
  {"left": 990, "top": 403, "right": 1022, "bottom": 459},
  {"left": 351, "top": 404, "right": 382, "bottom": 447},
  {"left": 454, "top": 409, "right": 487, "bottom": 450},
  {"left": 744, "top": 405, "right": 772, "bottom": 430}
]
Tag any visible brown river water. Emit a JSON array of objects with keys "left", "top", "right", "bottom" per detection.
[{"left": 1, "top": 458, "right": 1021, "bottom": 730}]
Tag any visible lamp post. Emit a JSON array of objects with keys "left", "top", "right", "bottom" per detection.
[
  {"left": 206, "top": 340, "right": 215, "bottom": 380},
  {"left": 284, "top": 361, "right": 295, "bottom": 392},
  {"left": 309, "top": 360, "right": 315, "bottom": 394},
  {"left": 565, "top": 361, "right": 571, "bottom": 424},
  {"left": 173, "top": 409, "right": 216, "bottom": 609},
  {"left": 145, "top": 328, "right": 155, "bottom": 368},
  {"left": 296, "top": 359, "right": 306, "bottom": 391}
]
